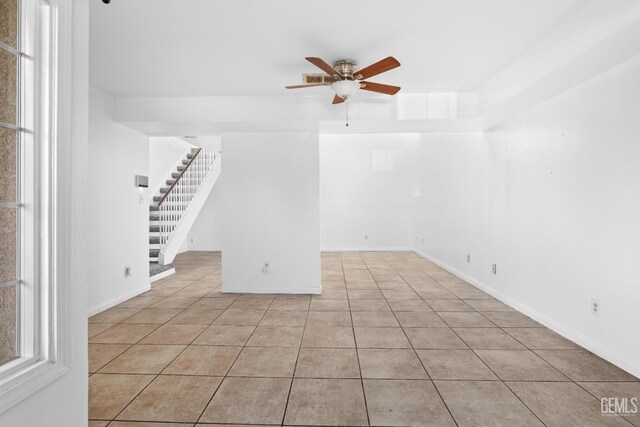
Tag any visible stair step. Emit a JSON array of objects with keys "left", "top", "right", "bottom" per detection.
[
  {"left": 186, "top": 153, "right": 194, "bottom": 159},
  {"left": 177, "top": 165, "right": 185, "bottom": 171},
  {"left": 166, "top": 179, "right": 175, "bottom": 186},
  {"left": 149, "top": 210, "right": 187, "bottom": 216},
  {"left": 153, "top": 196, "right": 162, "bottom": 202},
  {"left": 182, "top": 159, "right": 190, "bottom": 165},
  {"left": 191, "top": 147, "right": 199, "bottom": 153},
  {"left": 149, "top": 236, "right": 160, "bottom": 244},
  {"left": 149, "top": 205, "right": 159, "bottom": 211},
  {"left": 149, "top": 225, "right": 175, "bottom": 232},
  {"left": 152, "top": 200, "right": 195, "bottom": 207},
  {"left": 150, "top": 215, "right": 159, "bottom": 221},
  {"left": 149, "top": 249, "right": 160, "bottom": 257},
  {"left": 160, "top": 187, "right": 169, "bottom": 193}
]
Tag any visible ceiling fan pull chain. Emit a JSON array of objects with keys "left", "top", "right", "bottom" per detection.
[{"left": 346, "top": 101, "right": 349, "bottom": 127}]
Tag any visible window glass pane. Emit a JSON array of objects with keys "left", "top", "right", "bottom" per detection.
[
  {"left": 0, "top": 0, "right": 18, "bottom": 49},
  {"left": 0, "top": 48, "right": 17, "bottom": 125},
  {"left": 0, "top": 208, "right": 17, "bottom": 283},
  {"left": 0, "top": 127, "right": 17, "bottom": 202},
  {"left": 0, "top": 284, "right": 17, "bottom": 364}
]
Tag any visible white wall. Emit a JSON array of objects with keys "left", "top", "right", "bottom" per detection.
[
  {"left": 188, "top": 135, "right": 222, "bottom": 153},
  {"left": 414, "top": 55, "right": 640, "bottom": 377},
  {"left": 221, "top": 133, "right": 321, "bottom": 294},
  {"left": 189, "top": 133, "right": 421, "bottom": 253},
  {"left": 149, "top": 136, "right": 191, "bottom": 199},
  {"left": 87, "top": 87, "right": 150, "bottom": 315},
  {"left": 188, "top": 182, "right": 224, "bottom": 251},
  {"left": 320, "top": 133, "right": 420, "bottom": 250}
]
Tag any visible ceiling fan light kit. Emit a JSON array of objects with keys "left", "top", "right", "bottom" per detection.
[
  {"left": 286, "top": 56, "right": 401, "bottom": 105},
  {"left": 331, "top": 80, "right": 361, "bottom": 100}
]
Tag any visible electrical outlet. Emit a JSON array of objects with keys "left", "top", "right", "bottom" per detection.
[
  {"left": 467, "top": 254, "right": 471, "bottom": 263},
  {"left": 124, "top": 266, "right": 131, "bottom": 277},
  {"left": 491, "top": 264, "right": 497, "bottom": 275},
  {"left": 190, "top": 238, "right": 194, "bottom": 243},
  {"left": 261, "top": 262, "right": 270, "bottom": 274},
  {"left": 364, "top": 234, "right": 368, "bottom": 240},
  {"left": 591, "top": 299, "right": 600, "bottom": 317}
]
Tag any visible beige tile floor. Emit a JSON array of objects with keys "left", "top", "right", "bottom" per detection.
[{"left": 89, "top": 251, "right": 639, "bottom": 426}]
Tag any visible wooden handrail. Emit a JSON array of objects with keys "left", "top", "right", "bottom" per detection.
[{"left": 157, "top": 148, "right": 202, "bottom": 206}]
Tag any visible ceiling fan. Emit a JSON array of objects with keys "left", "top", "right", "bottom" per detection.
[{"left": 286, "top": 57, "right": 401, "bottom": 104}]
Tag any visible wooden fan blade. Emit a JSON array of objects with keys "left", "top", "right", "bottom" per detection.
[
  {"left": 306, "top": 57, "right": 343, "bottom": 77},
  {"left": 355, "top": 57, "right": 400, "bottom": 80},
  {"left": 332, "top": 94, "right": 345, "bottom": 104},
  {"left": 360, "top": 81, "right": 401, "bottom": 95},
  {"left": 286, "top": 83, "right": 330, "bottom": 89}
]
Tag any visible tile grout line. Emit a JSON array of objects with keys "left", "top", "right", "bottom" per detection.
[
  {"left": 89, "top": 275, "right": 212, "bottom": 342},
  {"left": 416, "top": 266, "right": 550, "bottom": 427},
  {"left": 280, "top": 294, "right": 312, "bottom": 426},
  {"left": 429, "top": 277, "right": 635, "bottom": 424},
  {"left": 103, "top": 280, "right": 232, "bottom": 424},
  {"left": 342, "top": 253, "right": 372, "bottom": 427},
  {"left": 571, "top": 381, "right": 637, "bottom": 426},
  {"left": 361, "top": 253, "right": 459, "bottom": 427},
  {"left": 194, "top": 293, "right": 278, "bottom": 425}
]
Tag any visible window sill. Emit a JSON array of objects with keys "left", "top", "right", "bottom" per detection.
[{"left": 0, "top": 358, "right": 69, "bottom": 414}]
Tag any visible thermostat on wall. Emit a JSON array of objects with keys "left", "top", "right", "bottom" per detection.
[{"left": 135, "top": 175, "right": 148, "bottom": 188}]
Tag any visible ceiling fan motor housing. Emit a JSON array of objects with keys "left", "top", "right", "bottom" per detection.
[{"left": 333, "top": 59, "right": 359, "bottom": 79}]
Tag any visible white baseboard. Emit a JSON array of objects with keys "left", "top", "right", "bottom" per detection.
[
  {"left": 87, "top": 284, "right": 150, "bottom": 317},
  {"left": 150, "top": 268, "right": 176, "bottom": 283},
  {"left": 321, "top": 247, "right": 413, "bottom": 252},
  {"left": 413, "top": 249, "right": 640, "bottom": 379},
  {"left": 221, "top": 285, "right": 322, "bottom": 295}
]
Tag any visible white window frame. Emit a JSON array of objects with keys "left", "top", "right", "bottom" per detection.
[{"left": 0, "top": 0, "right": 71, "bottom": 413}]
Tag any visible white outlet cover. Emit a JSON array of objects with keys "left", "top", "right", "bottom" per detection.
[{"left": 591, "top": 299, "right": 601, "bottom": 316}]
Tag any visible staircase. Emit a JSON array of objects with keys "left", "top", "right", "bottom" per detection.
[{"left": 149, "top": 147, "right": 221, "bottom": 274}]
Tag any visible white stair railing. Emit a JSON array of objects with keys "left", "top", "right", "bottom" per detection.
[{"left": 156, "top": 149, "right": 220, "bottom": 262}]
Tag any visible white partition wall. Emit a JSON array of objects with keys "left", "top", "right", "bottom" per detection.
[
  {"left": 220, "top": 133, "right": 321, "bottom": 294},
  {"left": 320, "top": 133, "right": 421, "bottom": 250}
]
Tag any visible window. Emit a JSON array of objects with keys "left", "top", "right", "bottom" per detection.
[{"left": 0, "top": 0, "right": 65, "bottom": 412}]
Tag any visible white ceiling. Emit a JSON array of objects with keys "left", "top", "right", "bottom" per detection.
[{"left": 90, "top": 0, "right": 584, "bottom": 97}]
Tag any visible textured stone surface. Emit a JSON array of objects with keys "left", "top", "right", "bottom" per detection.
[
  {"left": 0, "top": 208, "right": 16, "bottom": 282},
  {"left": 0, "top": 48, "right": 17, "bottom": 125},
  {"left": 0, "top": 127, "right": 16, "bottom": 202},
  {"left": 0, "top": 0, "right": 18, "bottom": 48},
  {"left": 0, "top": 284, "right": 16, "bottom": 364}
]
